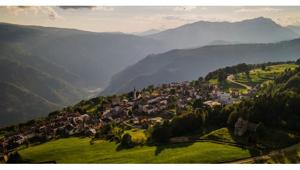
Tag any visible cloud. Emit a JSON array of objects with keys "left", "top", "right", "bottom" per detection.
[
  {"left": 235, "top": 7, "right": 283, "bottom": 13},
  {"left": 59, "top": 6, "right": 114, "bottom": 11},
  {"left": 173, "top": 6, "right": 197, "bottom": 12},
  {"left": 6, "top": 6, "right": 60, "bottom": 20}
]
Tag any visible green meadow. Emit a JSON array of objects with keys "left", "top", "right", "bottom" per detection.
[
  {"left": 17, "top": 137, "right": 251, "bottom": 163},
  {"left": 234, "top": 63, "right": 298, "bottom": 87},
  {"left": 209, "top": 63, "right": 298, "bottom": 93}
]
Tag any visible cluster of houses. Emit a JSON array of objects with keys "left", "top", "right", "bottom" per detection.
[
  {"left": 0, "top": 112, "right": 102, "bottom": 156},
  {"left": 0, "top": 80, "right": 259, "bottom": 159}
]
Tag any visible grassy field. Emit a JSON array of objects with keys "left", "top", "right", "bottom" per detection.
[
  {"left": 201, "top": 128, "right": 237, "bottom": 143},
  {"left": 17, "top": 137, "right": 251, "bottom": 163},
  {"left": 209, "top": 64, "right": 298, "bottom": 94},
  {"left": 209, "top": 78, "right": 248, "bottom": 94},
  {"left": 235, "top": 64, "right": 298, "bottom": 87}
]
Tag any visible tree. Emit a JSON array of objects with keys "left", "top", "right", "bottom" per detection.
[
  {"left": 296, "top": 58, "right": 300, "bottom": 65},
  {"left": 198, "top": 77, "right": 204, "bottom": 82},
  {"left": 171, "top": 111, "right": 204, "bottom": 136},
  {"left": 147, "top": 85, "right": 154, "bottom": 93},
  {"left": 120, "top": 133, "right": 133, "bottom": 147},
  {"left": 245, "top": 70, "right": 250, "bottom": 79},
  {"left": 7, "top": 152, "right": 22, "bottom": 163},
  {"left": 217, "top": 72, "right": 227, "bottom": 82},
  {"left": 170, "top": 88, "right": 176, "bottom": 95},
  {"left": 151, "top": 121, "right": 171, "bottom": 144},
  {"left": 192, "top": 99, "right": 203, "bottom": 109}
]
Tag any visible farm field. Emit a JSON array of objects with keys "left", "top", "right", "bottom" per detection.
[{"left": 17, "top": 137, "right": 251, "bottom": 163}]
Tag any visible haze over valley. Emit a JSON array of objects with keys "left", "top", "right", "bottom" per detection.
[
  {"left": 1, "top": 15, "right": 300, "bottom": 126},
  {"left": 2, "top": 6, "right": 300, "bottom": 164}
]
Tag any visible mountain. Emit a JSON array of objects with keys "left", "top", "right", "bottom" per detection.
[
  {"left": 0, "top": 23, "right": 167, "bottom": 88},
  {"left": 0, "top": 56, "right": 87, "bottom": 126},
  {"left": 0, "top": 23, "right": 168, "bottom": 126},
  {"left": 287, "top": 25, "right": 300, "bottom": 36},
  {"left": 134, "top": 29, "right": 162, "bottom": 36},
  {"left": 0, "top": 82, "right": 59, "bottom": 126},
  {"left": 147, "top": 17, "right": 299, "bottom": 49},
  {"left": 102, "top": 38, "right": 300, "bottom": 95},
  {"left": 0, "top": 17, "right": 298, "bottom": 126}
]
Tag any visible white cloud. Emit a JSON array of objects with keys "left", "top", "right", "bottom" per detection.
[
  {"left": 235, "top": 7, "right": 283, "bottom": 13},
  {"left": 5, "top": 6, "right": 61, "bottom": 20}
]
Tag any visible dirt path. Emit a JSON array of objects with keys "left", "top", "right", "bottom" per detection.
[
  {"left": 227, "top": 74, "right": 252, "bottom": 90},
  {"left": 227, "top": 143, "right": 300, "bottom": 164}
]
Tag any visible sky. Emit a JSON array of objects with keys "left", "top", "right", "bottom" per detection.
[{"left": 1, "top": 6, "right": 300, "bottom": 33}]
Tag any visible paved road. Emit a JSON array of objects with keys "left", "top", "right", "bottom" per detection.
[{"left": 227, "top": 74, "right": 252, "bottom": 90}]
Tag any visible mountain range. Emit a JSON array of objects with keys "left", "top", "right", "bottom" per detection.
[
  {"left": 146, "top": 17, "right": 299, "bottom": 49},
  {"left": 0, "top": 23, "right": 166, "bottom": 126},
  {"left": 102, "top": 38, "right": 300, "bottom": 95},
  {"left": 1, "top": 17, "right": 300, "bottom": 126}
]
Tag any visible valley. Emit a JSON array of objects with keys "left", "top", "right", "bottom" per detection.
[
  {"left": 1, "top": 60, "right": 300, "bottom": 163},
  {"left": 1, "top": 13, "right": 300, "bottom": 164},
  {"left": 1, "top": 17, "right": 300, "bottom": 126}
]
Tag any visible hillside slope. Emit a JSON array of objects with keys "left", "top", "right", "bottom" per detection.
[
  {"left": 0, "top": 82, "right": 59, "bottom": 126},
  {"left": 0, "top": 23, "right": 167, "bottom": 88},
  {"left": 103, "top": 39, "right": 300, "bottom": 95},
  {"left": 0, "top": 57, "right": 85, "bottom": 127},
  {"left": 0, "top": 23, "right": 167, "bottom": 126}
]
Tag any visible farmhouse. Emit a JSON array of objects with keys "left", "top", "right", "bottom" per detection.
[{"left": 234, "top": 117, "right": 259, "bottom": 136}]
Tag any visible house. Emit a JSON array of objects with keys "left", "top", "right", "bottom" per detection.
[
  {"left": 203, "top": 100, "right": 221, "bottom": 108},
  {"left": 112, "top": 105, "right": 121, "bottom": 113},
  {"left": 85, "top": 128, "right": 96, "bottom": 136},
  {"left": 146, "top": 106, "right": 157, "bottom": 114},
  {"left": 80, "top": 114, "right": 90, "bottom": 122},
  {"left": 122, "top": 99, "right": 128, "bottom": 106},
  {"left": 147, "top": 97, "right": 161, "bottom": 104},
  {"left": 138, "top": 104, "right": 149, "bottom": 113},
  {"left": 149, "top": 117, "right": 163, "bottom": 124},
  {"left": 14, "top": 135, "right": 25, "bottom": 145},
  {"left": 111, "top": 96, "right": 120, "bottom": 105},
  {"left": 216, "top": 92, "right": 233, "bottom": 104},
  {"left": 101, "top": 110, "right": 111, "bottom": 119},
  {"left": 234, "top": 117, "right": 259, "bottom": 136}
]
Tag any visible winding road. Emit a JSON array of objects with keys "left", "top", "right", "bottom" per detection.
[{"left": 227, "top": 74, "right": 252, "bottom": 90}]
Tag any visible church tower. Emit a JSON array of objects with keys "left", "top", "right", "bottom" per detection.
[{"left": 133, "top": 87, "right": 137, "bottom": 100}]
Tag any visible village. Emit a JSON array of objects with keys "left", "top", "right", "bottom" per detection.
[{"left": 0, "top": 78, "right": 259, "bottom": 160}]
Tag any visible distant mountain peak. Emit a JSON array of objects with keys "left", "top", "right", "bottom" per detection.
[
  {"left": 240, "top": 17, "right": 277, "bottom": 25},
  {"left": 134, "top": 29, "right": 162, "bottom": 36}
]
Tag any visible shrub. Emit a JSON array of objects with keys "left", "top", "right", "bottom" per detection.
[{"left": 120, "top": 133, "right": 133, "bottom": 147}]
